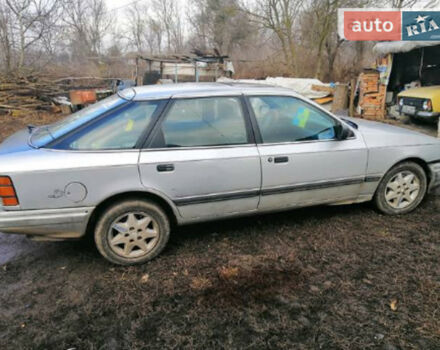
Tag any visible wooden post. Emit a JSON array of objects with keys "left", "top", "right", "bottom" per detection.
[
  {"left": 331, "top": 84, "right": 349, "bottom": 114},
  {"left": 349, "top": 79, "right": 356, "bottom": 117},
  {"left": 437, "top": 117, "right": 440, "bottom": 138},
  {"left": 194, "top": 61, "right": 199, "bottom": 82}
]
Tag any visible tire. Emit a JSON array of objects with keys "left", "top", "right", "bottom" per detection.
[
  {"left": 374, "top": 161, "right": 427, "bottom": 215},
  {"left": 409, "top": 115, "right": 421, "bottom": 124},
  {"left": 94, "top": 199, "right": 170, "bottom": 265}
]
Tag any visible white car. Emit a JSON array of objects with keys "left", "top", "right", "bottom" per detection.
[{"left": 0, "top": 83, "right": 439, "bottom": 265}]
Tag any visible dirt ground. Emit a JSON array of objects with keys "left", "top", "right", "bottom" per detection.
[{"left": 0, "top": 113, "right": 439, "bottom": 349}]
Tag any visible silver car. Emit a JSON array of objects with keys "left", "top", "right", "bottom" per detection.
[{"left": 1, "top": 83, "right": 439, "bottom": 265}]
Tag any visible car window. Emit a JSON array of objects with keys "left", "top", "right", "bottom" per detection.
[
  {"left": 151, "top": 97, "right": 248, "bottom": 148},
  {"left": 51, "top": 101, "right": 161, "bottom": 150},
  {"left": 31, "top": 94, "right": 126, "bottom": 148},
  {"left": 249, "top": 96, "right": 338, "bottom": 143}
]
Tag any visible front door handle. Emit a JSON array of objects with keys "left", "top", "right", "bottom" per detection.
[
  {"left": 274, "top": 156, "right": 289, "bottom": 163},
  {"left": 157, "top": 164, "right": 174, "bottom": 172}
]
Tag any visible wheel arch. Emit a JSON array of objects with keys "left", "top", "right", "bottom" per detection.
[
  {"left": 85, "top": 190, "right": 180, "bottom": 237},
  {"left": 389, "top": 157, "right": 431, "bottom": 183},
  {"left": 373, "top": 156, "right": 432, "bottom": 197}
]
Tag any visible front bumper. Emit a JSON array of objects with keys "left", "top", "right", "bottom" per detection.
[
  {"left": 0, "top": 207, "right": 94, "bottom": 240},
  {"left": 400, "top": 106, "right": 439, "bottom": 119},
  {"left": 429, "top": 162, "right": 440, "bottom": 192}
]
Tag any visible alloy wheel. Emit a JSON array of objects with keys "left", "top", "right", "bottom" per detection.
[
  {"left": 108, "top": 212, "right": 160, "bottom": 258},
  {"left": 384, "top": 170, "right": 420, "bottom": 209}
]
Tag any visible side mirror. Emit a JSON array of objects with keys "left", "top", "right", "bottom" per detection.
[{"left": 335, "top": 124, "right": 350, "bottom": 140}]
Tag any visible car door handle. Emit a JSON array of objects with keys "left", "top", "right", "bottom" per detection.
[
  {"left": 274, "top": 156, "right": 289, "bottom": 163},
  {"left": 157, "top": 164, "right": 174, "bottom": 172}
]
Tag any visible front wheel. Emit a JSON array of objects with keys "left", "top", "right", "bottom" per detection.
[
  {"left": 374, "top": 161, "right": 427, "bottom": 215},
  {"left": 94, "top": 199, "right": 170, "bottom": 265}
]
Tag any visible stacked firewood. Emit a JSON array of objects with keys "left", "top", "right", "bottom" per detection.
[
  {"left": 358, "top": 70, "right": 387, "bottom": 119},
  {"left": 0, "top": 76, "right": 113, "bottom": 115},
  {"left": 0, "top": 77, "right": 66, "bottom": 114}
]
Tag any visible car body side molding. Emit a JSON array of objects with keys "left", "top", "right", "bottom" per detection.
[{"left": 172, "top": 176, "right": 382, "bottom": 206}]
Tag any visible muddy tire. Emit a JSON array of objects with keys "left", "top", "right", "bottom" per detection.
[
  {"left": 374, "top": 161, "right": 427, "bottom": 215},
  {"left": 94, "top": 199, "right": 170, "bottom": 265}
]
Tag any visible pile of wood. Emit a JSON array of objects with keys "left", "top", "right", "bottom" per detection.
[
  {"left": 0, "top": 77, "right": 66, "bottom": 115},
  {"left": 0, "top": 76, "right": 113, "bottom": 116},
  {"left": 357, "top": 70, "right": 387, "bottom": 119},
  {"left": 311, "top": 84, "right": 334, "bottom": 105},
  {"left": 311, "top": 83, "right": 349, "bottom": 113}
]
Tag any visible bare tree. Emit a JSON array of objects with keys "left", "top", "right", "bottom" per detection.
[
  {"left": 123, "top": 1, "right": 166, "bottom": 55},
  {"left": 146, "top": 18, "right": 163, "bottom": 54},
  {"left": 0, "top": 2, "right": 13, "bottom": 73},
  {"left": 244, "top": 0, "right": 302, "bottom": 74},
  {"left": 63, "top": 0, "right": 111, "bottom": 58},
  {"left": 189, "top": 0, "right": 253, "bottom": 55},
  {"left": 152, "top": 0, "right": 183, "bottom": 53},
  {"left": 305, "top": 0, "right": 341, "bottom": 79},
  {"left": 88, "top": 0, "right": 109, "bottom": 55},
  {"left": 389, "top": 0, "right": 438, "bottom": 7},
  {"left": 4, "top": 0, "right": 60, "bottom": 72},
  {"left": 125, "top": 2, "right": 147, "bottom": 54}
]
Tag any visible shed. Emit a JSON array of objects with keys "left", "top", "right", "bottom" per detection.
[
  {"left": 135, "top": 51, "right": 234, "bottom": 86},
  {"left": 353, "top": 41, "right": 440, "bottom": 120},
  {"left": 373, "top": 41, "right": 440, "bottom": 96}
]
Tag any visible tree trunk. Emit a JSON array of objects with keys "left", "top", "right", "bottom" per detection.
[
  {"left": 18, "top": 14, "right": 25, "bottom": 73},
  {"left": 314, "top": 41, "right": 324, "bottom": 80}
]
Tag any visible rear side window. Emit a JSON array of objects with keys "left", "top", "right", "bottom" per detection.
[
  {"left": 51, "top": 101, "right": 162, "bottom": 150},
  {"left": 250, "top": 96, "right": 338, "bottom": 143},
  {"left": 150, "top": 97, "right": 249, "bottom": 148},
  {"left": 31, "top": 94, "right": 126, "bottom": 148}
]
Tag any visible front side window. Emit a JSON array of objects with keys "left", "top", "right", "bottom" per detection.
[
  {"left": 151, "top": 97, "right": 248, "bottom": 148},
  {"left": 52, "top": 101, "right": 162, "bottom": 150},
  {"left": 249, "top": 96, "right": 338, "bottom": 143}
]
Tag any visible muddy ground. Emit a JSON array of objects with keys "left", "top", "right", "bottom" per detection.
[{"left": 0, "top": 113, "right": 439, "bottom": 349}]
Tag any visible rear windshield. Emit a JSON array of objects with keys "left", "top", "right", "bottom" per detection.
[{"left": 29, "top": 94, "right": 127, "bottom": 148}]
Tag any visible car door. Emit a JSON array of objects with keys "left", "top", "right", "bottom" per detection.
[
  {"left": 138, "top": 95, "right": 261, "bottom": 220},
  {"left": 247, "top": 95, "right": 368, "bottom": 211}
]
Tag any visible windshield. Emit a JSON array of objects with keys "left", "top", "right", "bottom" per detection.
[{"left": 29, "top": 94, "right": 127, "bottom": 148}]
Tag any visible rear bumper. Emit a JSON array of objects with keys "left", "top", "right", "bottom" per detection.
[{"left": 0, "top": 207, "right": 94, "bottom": 240}]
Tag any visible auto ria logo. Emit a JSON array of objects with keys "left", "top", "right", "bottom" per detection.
[{"left": 338, "top": 9, "right": 440, "bottom": 41}]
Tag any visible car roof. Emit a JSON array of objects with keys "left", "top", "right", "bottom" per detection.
[{"left": 126, "top": 82, "right": 299, "bottom": 101}]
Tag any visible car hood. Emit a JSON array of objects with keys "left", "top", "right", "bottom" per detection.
[
  {"left": 0, "top": 128, "right": 33, "bottom": 155},
  {"left": 398, "top": 86, "right": 440, "bottom": 99},
  {"left": 344, "top": 117, "right": 440, "bottom": 148}
]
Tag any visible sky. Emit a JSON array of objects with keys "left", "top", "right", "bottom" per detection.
[{"left": 105, "top": 0, "right": 188, "bottom": 14}]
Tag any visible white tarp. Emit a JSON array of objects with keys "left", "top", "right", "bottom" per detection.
[
  {"left": 373, "top": 41, "right": 440, "bottom": 56},
  {"left": 217, "top": 77, "right": 330, "bottom": 99}
]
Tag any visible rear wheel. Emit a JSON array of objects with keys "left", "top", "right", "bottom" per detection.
[
  {"left": 374, "top": 161, "right": 427, "bottom": 215},
  {"left": 94, "top": 199, "right": 170, "bottom": 265}
]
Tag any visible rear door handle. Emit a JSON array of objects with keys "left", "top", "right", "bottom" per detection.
[
  {"left": 157, "top": 164, "right": 174, "bottom": 172},
  {"left": 274, "top": 156, "right": 289, "bottom": 163}
]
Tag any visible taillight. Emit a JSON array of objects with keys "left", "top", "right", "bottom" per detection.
[{"left": 0, "top": 176, "right": 19, "bottom": 206}]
